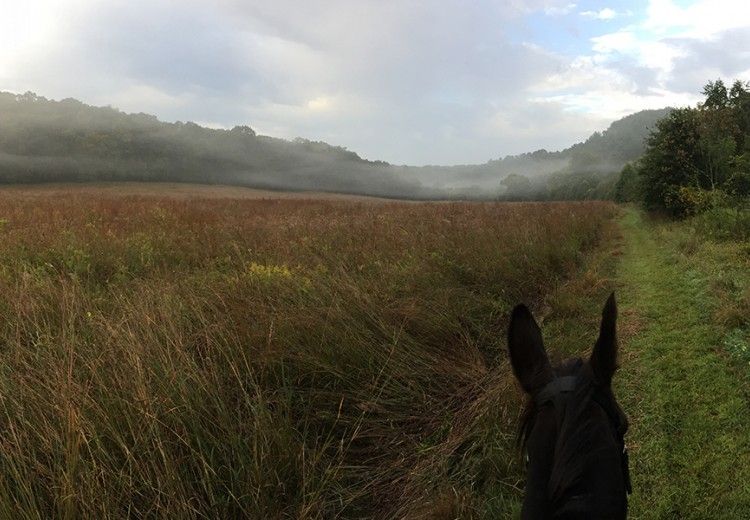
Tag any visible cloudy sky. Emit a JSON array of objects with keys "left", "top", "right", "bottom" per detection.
[{"left": 1, "top": 0, "right": 749, "bottom": 165}]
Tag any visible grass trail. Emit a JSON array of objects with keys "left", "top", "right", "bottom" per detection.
[{"left": 616, "top": 208, "right": 750, "bottom": 518}]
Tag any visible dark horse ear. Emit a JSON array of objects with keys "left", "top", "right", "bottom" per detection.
[
  {"left": 590, "top": 292, "right": 618, "bottom": 386},
  {"left": 508, "top": 304, "right": 554, "bottom": 394}
]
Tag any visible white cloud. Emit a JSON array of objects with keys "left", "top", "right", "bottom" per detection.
[
  {"left": 589, "top": 30, "right": 688, "bottom": 75},
  {"left": 643, "top": 0, "right": 750, "bottom": 38},
  {"left": 306, "top": 96, "right": 334, "bottom": 111},
  {"left": 482, "top": 99, "right": 609, "bottom": 147},
  {"left": 534, "top": 88, "right": 696, "bottom": 120},
  {"left": 544, "top": 3, "right": 577, "bottom": 16},
  {"left": 586, "top": 0, "right": 750, "bottom": 82},
  {"left": 0, "top": 0, "right": 91, "bottom": 81},
  {"left": 532, "top": 0, "right": 750, "bottom": 120},
  {"left": 106, "top": 84, "right": 193, "bottom": 113},
  {"left": 581, "top": 8, "right": 619, "bottom": 20}
]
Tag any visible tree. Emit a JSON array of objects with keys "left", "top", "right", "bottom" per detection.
[
  {"left": 726, "top": 153, "right": 750, "bottom": 197},
  {"left": 635, "top": 78, "right": 750, "bottom": 216},
  {"left": 231, "top": 125, "right": 256, "bottom": 137},
  {"left": 500, "top": 173, "right": 533, "bottom": 200},
  {"left": 729, "top": 80, "right": 750, "bottom": 151},
  {"left": 614, "top": 163, "right": 640, "bottom": 203},
  {"left": 698, "top": 81, "right": 740, "bottom": 189},
  {"left": 638, "top": 107, "right": 702, "bottom": 212},
  {"left": 702, "top": 79, "right": 729, "bottom": 110}
]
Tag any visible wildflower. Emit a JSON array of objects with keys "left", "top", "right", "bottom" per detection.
[{"left": 246, "top": 262, "right": 294, "bottom": 280}]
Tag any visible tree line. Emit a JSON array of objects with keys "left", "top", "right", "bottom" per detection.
[
  {"left": 495, "top": 108, "right": 670, "bottom": 201},
  {"left": 615, "top": 79, "right": 750, "bottom": 216}
]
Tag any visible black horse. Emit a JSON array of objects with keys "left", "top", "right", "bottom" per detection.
[{"left": 508, "top": 293, "right": 631, "bottom": 519}]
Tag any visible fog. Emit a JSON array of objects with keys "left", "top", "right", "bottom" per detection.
[{"left": 0, "top": 91, "right": 669, "bottom": 200}]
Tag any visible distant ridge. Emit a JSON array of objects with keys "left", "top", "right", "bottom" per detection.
[{"left": 0, "top": 91, "right": 670, "bottom": 199}]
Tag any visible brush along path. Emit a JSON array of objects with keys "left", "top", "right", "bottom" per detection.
[{"left": 616, "top": 209, "right": 750, "bottom": 518}]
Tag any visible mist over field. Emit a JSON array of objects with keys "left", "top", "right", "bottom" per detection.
[{"left": 0, "top": 91, "right": 669, "bottom": 199}]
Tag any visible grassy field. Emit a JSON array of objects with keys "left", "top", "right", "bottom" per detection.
[
  {"left": 0, "top": 182, "right": 397, "bottom": 202},
  {"left": 2, "top": 186, "right": 748, "bottom": 519},
  {"left": 0, "top": 188, "right": 617, "bottom": 518}
]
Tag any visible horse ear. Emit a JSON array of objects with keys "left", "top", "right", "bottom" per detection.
[
  {"left": 590, "top": 292, "right": 618, "bottom": 386},
  {"left": 508, "top": 304, "right": 553, "bottom": 394}
]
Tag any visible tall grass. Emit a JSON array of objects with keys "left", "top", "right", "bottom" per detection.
[
  {"left": 0, "top": 193, "right": 616, "bottom": 518},
  {"left": 691, "top": 206, "right": 750, "bottom": 241}
]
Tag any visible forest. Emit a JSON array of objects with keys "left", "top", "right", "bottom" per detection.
[{"left": 2, "top": 81, "right": 748, "bottom": 211}]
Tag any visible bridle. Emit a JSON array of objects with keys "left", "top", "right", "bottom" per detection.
[{"left": 531, "top": 375, "right": 632, "bottom": 497}]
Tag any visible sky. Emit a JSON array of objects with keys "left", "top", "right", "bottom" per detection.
[{"left": 1, "top": 0, "right": 749, "bottom": 165}]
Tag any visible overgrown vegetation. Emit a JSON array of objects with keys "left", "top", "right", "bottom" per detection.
[
  {"left": 616, "top": 79, "right": 750, "bottom": 222},
  {"left": 692, "top": 206, "right": 750, "bottom": 241},
  {"left": 0, "top": 191, "right": 616, "bottom": 518}
]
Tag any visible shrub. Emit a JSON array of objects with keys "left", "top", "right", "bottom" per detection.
[
  {"left": 693, "top": 206, "right": 750, "bottom": 241},
  {"left": 665, "top": 185, "right": 707, "bottom": 217}
]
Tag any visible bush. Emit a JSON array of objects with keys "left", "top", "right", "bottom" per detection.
[
  {"left": 693, "top": 206, "right": 750, "bottom": 241},
  {"left": 726, "top": 169, "right": 750, "bottom": 197},
  {"left": 664, "top": 186, "right": 728, "bottom": 217}
]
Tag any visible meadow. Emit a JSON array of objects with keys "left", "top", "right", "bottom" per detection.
[{"left": 0, "top": 188, "right": 616, "bottom": 518}]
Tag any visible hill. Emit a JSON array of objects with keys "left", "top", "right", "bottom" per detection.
[
  {"left": 0, "top": 92, "right": 431, "bottom": 198},
  {"left": 0, "top": 91, "right": 669, "bottom": 199}
]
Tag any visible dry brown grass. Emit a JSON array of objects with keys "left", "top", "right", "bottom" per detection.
[
  {"left": 0, "top": 190, "right": 616, "bottom": 518},
  {"left": 0, "top": 182, "right": 397, "bottom": 202}
]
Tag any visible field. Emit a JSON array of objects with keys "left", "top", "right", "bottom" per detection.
[
  {"left": 0, "top": 182, "right": 397, "bottom": 202},
  {"left": 0, "top": 186, "right": 616, "bottom": 518},
  {"left": 2, "top": 185, "right": 749, "bottom": 519}
]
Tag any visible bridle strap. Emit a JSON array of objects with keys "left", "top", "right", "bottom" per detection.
[
  {"left": 534, "top": 376, "right": 578, "bottom": 406},
  {"left": 592, "top": 389, "right": 633, "bottom": 495}
]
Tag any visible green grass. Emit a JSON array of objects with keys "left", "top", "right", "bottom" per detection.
[{"left": 615, "top": 208, "right": 750, "bottom": 518}]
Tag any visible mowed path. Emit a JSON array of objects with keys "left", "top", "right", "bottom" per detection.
[{"left": 615, "top": 209, "right": 750, "bottom": 518}]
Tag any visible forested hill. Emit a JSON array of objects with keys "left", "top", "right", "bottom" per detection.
[
  {"left": 0, "top": 92, "right": 436, "bottom": 198},
  {"left": 0, "top": 91, "right": 668, "bottom": 199},
  {"left": 409, "top": 107, "right": 672, "bottom": 199}
]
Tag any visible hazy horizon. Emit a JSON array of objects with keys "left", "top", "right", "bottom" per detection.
[
  {"left": 2, "top": 1, "right": 749, "bottom": 166},
  {"left": 0, "top": 87, "right": 669, "bottom": 168}
]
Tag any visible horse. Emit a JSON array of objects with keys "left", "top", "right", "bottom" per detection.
[{"left": 507, "top": 293, "right": 631, "bottom": 519}]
